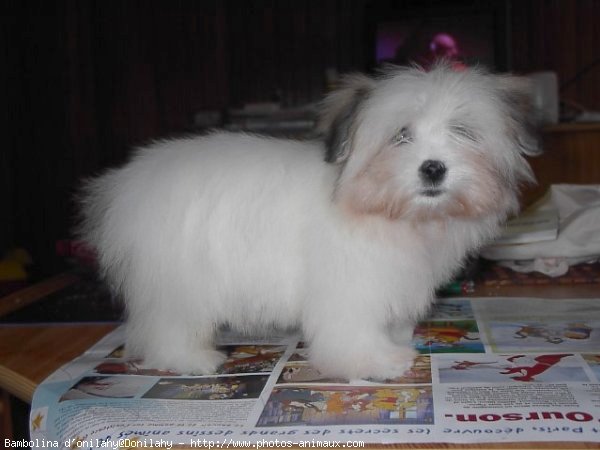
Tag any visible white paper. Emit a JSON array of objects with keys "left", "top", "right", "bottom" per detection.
[{"left": 28, "top": 297, "right": 600, "bottom": 448}]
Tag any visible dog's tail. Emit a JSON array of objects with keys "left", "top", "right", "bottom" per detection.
[{"left": 75, "top": 167, "right": 133, "bottom": 292}]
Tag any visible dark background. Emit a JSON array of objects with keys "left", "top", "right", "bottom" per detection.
[{"left": 2, "top": 0, "right": 600, "bottom": 279}]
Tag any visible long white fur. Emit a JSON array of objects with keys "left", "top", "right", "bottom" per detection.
[{"left": 79, "top": 63, "right": 537, "bottom": 379}]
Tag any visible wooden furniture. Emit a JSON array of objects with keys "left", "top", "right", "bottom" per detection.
[
  {"left": 0, "top": 274, "right": 116, "bottom": 439},
  {"left": 521, "top": 123, "right": 600, "bottom": 206},
  {"left": 0, "top": 323, "right": 116, "bottom": 404},
  {"left": 1, "top": 275, "right": 599, "bottom": 448}
]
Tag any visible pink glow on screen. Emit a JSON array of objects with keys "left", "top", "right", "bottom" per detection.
[{"left": 375, "top": 15, "right": 494, "bottom": 69}]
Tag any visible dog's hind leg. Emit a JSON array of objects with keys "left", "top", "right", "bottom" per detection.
[
  {"left": 121, "top": 263, "right": 226, "bottom": 374},
  {"left": 126, "top": 310, "right": 226, "bottom": 374}
]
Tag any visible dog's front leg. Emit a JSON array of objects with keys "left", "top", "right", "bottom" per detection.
[
  {"left": 304, "top": 306, "right": 417, "bottom": 380},
  {"left": 389, "top": 322, "right": 417, "bottom": 347}
]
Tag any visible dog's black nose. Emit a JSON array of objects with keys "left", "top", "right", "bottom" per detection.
[{"left": 419, "top": 160, "right": 447, "bottom": 185}]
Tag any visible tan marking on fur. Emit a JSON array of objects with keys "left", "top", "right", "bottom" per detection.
[
  {"left": 441, "top": 151, "right": 513, "bottom": 220},
  {"left": 336, "top": 142, "right": 516, "bottom": 223},
  {"left": 335, "top": 147, "right": 410, "bottom": 220}
]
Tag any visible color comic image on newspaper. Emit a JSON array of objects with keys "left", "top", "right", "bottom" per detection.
[{"left": 28, "top": 297, "right": 600, "bottom": 448}]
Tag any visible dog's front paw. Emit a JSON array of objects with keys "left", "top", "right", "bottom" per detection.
[
  {"left": 144, "top": 348, "right": 227, "bottom": 375},
  {"left": 311, "top": 343, "right": 417, "bottom": 380},
  {"left": 361, "top": 345, "right": 418, "bottom": 380}
]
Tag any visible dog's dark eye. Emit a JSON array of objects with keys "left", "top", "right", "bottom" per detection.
[
  {"left": 450, "top": 124, "right": 479, "bottom": 143},
  {"left": 394, "top": 126, "right": 412, "bottom": 145}
]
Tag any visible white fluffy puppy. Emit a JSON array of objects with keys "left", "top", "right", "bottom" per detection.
[{"left": 79, "top": 63, "right": 538, "bottom": 379}]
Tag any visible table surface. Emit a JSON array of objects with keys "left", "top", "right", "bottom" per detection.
[
  {"left": 0, "top": 274, "right": 118, "bottom": 403},
  {"left": 1, "top": 274, "right": 599, "bottom": 449}
]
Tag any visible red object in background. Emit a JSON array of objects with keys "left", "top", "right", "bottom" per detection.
[
  {"left": 56, "top": 240, "right": 98, "bottom": 267},
  {"left": 429, "top": 33, "right": 467, "bottom": 71}
]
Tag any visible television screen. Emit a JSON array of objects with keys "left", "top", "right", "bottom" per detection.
[{"left": 375, "top": 13, "right": 496, "bottom": 70}]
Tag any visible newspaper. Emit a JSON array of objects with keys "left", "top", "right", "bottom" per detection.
[{"left": 28, "top": 297, "right": 600, "bottom": 448}]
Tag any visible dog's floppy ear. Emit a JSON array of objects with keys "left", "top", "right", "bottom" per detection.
[
  {"left": 317, "top": 74, "right": 375, "bottom": 164},
  {"left": 497, "top": 75, "right": 542, "bottom": 157}
]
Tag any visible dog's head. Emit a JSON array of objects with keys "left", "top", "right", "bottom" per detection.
[{"left": 319, "top": 62, "right": 539, "bottom": 222}]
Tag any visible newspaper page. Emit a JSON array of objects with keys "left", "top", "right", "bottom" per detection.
[{"left": 26, "top": 297, "right": 600, "bottom": 449}]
